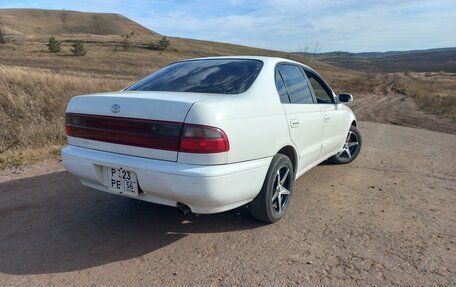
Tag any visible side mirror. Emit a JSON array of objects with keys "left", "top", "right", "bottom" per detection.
[{"left": 338, "top": 93, "right": 353, "bottom": 103}]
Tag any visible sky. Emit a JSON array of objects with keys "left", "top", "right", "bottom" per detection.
[{"left": 1, "top": 0, "right": 455, "bottom": 52}]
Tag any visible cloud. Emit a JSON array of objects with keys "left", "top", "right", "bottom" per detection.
[
  {"left": 134, "top": 0, "right": 456, "bottom": 52},
  {"left": 1, "top": 0, "right": 455, "bottom": 52}
]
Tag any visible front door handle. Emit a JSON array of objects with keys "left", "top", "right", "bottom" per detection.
[
  {"left": 290, "top": 119, "right": 300, "bottom": 128},
  {"left": 324, "top": 114, "right": 330, "bottom": 122}
]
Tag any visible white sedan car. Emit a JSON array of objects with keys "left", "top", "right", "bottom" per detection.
[{"left": 62, "top": 56, "right": 362, "bottom": 222}]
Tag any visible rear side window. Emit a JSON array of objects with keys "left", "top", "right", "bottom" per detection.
[
  {"left": 126, "top": 59, "right": 263, "bottom": 94},
  {"left": 275, "top": 70, "right": 290, "bottom": 103},
  {"left": 277, "top": 64, "right": 314, "bottom": 104}
]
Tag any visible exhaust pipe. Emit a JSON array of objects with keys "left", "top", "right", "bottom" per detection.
[{"left": 177, "top": 203, "right": 191, "bottom": 215}]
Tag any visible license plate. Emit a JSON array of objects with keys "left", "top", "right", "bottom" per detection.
[{"left": 106, "top": 167, "right": 138, "bottom": 195}]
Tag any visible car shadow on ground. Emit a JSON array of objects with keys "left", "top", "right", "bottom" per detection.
[{"left": 0, "top": 171, "right": 265, "bottom": 275}]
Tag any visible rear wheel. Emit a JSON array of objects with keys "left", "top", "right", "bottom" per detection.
[
  {"left": 329, "top": 125, "right": 362, "bottom": 164},
  {"left": 250, "top": 153, "right": 294, "bottom": 223}
]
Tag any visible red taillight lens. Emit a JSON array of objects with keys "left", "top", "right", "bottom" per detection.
[
  {"left": 65, "top": 114, "right": 74, "bottom": 136},
  {"left": 179, "top": 124, "right": 229, "bottom": 153},
  {"left": 64, "top": 113, "right": 182, "bottom": 150},
  {"left": 65, "top": 113, "right": 229, "bottom": 154},
  {"left": 65, "top": 124, "right": 74, "bottom": 136}
]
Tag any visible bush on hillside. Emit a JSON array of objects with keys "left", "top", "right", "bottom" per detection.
[
  {"left": 70, "top": 41, "right": 87, "bottom": 56},
  {"left": 46, "top": 36, "right": 61, "bottom": 53},
  {"left": 148, "top": 36, "right": 170, "bottom": 51},
  {"left": 0, "top": 27, "right": 5, "bottom": 44},
  {"left": 122, "top": 32, "right": 134, "bottom": 50}
]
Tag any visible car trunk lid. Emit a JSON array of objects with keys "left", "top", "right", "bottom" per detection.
[{"left": 65, "top": 91, "right": 214, "bottom": 161}]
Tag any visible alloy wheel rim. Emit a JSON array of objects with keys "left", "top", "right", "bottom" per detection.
[
  {"left": 271, "top": 165, "right": 291, "bottom": 213},
  {"left": 338, "top": 131, "right": 359, "bottom": 159}
]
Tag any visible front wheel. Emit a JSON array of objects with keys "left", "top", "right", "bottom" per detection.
[
  {"left": 329, "top": 125, "right": 362, "bottom": 164},
  {"left": 250, "top": 153, "right": 294, "bottom": 223}
]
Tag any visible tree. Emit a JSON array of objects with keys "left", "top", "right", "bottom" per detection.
[
  {"left": 148, "top": 36, "right": 170, "bottom": 51},
  {"left": 46, "top": 36, "right": 61, "bottom": 53},
  {"left": 157, "top": 36, "right": 170, "bottom": 50},
  {"left": 70, "top": 41, "right": 87, "bottom": 56},
  {"left": 122, "top": 33, "right": 132, "bottom": 50},
  {"left": 0, "top": 26, "right": 5, "bottom": 44},
  {"left": 300, "top": 41, "right": 323, "bottom": 65}
]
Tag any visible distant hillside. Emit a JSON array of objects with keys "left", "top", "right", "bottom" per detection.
[
  {"left": 0, "top": 8, "right": 346, "bottom": 80},
  {"left": 355, "top": 47, "right": 456, "bottom": 58},
  {"left": 294, "top": 48, "right": 456, "bottom": 73},
  {"left": 0, "top": 8, "right": 158, "bottom": 36}
]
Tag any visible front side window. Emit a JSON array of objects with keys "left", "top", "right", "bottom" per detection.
[
  {"left": 126, "top": 59, "right": 263, "bottom": 94},
  {"left": 277, "top": 64, "right": 314, "bottom": 104},
  {"left": 305, "top": 71, "right": 333, "bottom": 103}
]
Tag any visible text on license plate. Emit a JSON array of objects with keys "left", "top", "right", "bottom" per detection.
[{"left": 107, "top": 167, "right": 138, "bottom": 194}]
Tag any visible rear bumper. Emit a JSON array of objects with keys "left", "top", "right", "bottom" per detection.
[{"left": 61, "top": 145, "right": 271, "bottom": 213}]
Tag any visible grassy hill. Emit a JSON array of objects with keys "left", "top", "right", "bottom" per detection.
[
  {"left": 0, "top": 8, "right": 157, "bottom": 37},
  {"left": 0, "top": 9, "right": 351, "bottom": 79}
]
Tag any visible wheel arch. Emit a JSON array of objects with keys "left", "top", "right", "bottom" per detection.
[{"left": 277, "top": 145, "right": 298, "bottom": 175}]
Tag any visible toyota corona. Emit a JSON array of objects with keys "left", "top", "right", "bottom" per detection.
[{"left": 62, "top": 56, "right": 362, "bottom": 222}]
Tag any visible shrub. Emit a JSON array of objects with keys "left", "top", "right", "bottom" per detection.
[
  {"left": 70, "top": 41, "right": 87, "bottom": 56},
  {"left": 0, "top": 27, "right": 5, "bottom": 44},
  {"left": 157, "top": 36, "right": 170, "bottom": 50},
  {"left": 148, "top": 36, "right": 170, "bottom": 51},
  {"left": 46, "top": 36, "right": 61, "bottom": 53},
  {"left": 122, "top": 33, "right": 132, "bottom": 51}
]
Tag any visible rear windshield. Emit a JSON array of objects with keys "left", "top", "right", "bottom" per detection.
[{"left": 125, "top": 59, "right": 263, "bottom": 94}]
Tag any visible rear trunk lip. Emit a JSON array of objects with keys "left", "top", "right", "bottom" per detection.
[
  {"left": 65, "top": 112, "right": 184, "bottom": 152},
  {"left": 66, "top": 112, "right": 183, "bottom": 125}
]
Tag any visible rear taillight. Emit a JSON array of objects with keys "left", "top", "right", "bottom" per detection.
[
  {"left": 179, "top": 124, "right": 229, "bottom": 153},
  {"left": 65, "top": 114, "right": 74, "bottom": 136},
  {"left": 65, "top": 113, "right": 229, "bottom": 154},
  {"left": 65, "top": 113, "right": 182, "bottom": 151}
]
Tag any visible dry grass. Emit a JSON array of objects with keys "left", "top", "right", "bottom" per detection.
[
  {"left": 392, "top": 72, "right": 456, "bottom": 119},
  {"left": 0, "top": 65, "right": 133, "bottom": 168}
]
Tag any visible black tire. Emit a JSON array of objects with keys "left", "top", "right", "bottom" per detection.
[
  {"left": 250, "top": 153, "right": 295, "bottom": 223},
  {"left": 329, "top": 125, "right": 362, "bottom": 164}
]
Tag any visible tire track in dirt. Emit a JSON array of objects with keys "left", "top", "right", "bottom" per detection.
[{"left": 350, "top": 74, "right": 456, "bottom": 134}]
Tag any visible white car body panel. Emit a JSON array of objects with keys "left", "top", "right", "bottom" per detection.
[
  {"left": 319, "top": 103, "right": 354, "bottom": 159},
  {"left": 62, "top": 56, "right": 357, "bottom": 213},
  {"left": 62, "top": 145, "right": 271, "bottom": 213},
  {"left": 282, "top": 103, "right": 323, "bottom": 170}
]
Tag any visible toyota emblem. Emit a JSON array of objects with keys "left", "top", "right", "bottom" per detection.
[{"left": 111, "top": 104, "right": 120, "bottom": 113}]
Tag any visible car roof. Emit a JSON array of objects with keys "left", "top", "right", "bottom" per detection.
[{"left": 181, "top": 55, "right": 313, "bottom": 70}]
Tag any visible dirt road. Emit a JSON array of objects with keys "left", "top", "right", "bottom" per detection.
[
  {"left": 0, "top": 122, "right": 455, "bottom": 286},
  {"left": 351, "top": 75, "right": 456, "bottom": 135}
]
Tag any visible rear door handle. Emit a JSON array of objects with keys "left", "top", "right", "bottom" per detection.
[
  {"left": 290, "top": 119, "right": 300, "bottom": 128},
  {"left": 324, "top": 114, "right": 330, "bottom": 122}
]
